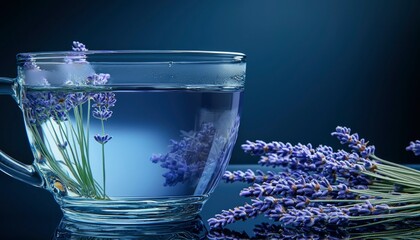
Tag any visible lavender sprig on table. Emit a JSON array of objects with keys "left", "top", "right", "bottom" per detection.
[
  {"left": 209, "top": 126, "right": 420, "bottom": 232},
  {"left": 407, "top": 140, "right": 420, "bottom": 156}
]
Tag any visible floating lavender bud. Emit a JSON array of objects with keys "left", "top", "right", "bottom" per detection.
[
  {"left": 406, "top": 140, "right": 420, "bottom": 156},
  {"left": 21, "top": 54, "right": 40, "bottom": 70},
  {"left": 87, "top": 73, "right": 110, "bottom": 85},
  {"left": 57, "top": 141, "right": 68, "bottom": 150},
  {"left": 63, "top": 41, "right": 89, "bottom": 64},
  {"left": 72, "top": 41, "right": 88, "bottom": 52},
  {"left": 94, "top": 134, "right": 112, "bottom": 144}
]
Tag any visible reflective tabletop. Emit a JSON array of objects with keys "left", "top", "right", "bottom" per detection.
[{"left": 1, "top": 165, "right": 420, "bottom": 239}]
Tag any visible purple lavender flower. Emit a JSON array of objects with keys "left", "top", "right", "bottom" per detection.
[
  {"left": 69, "top": 92, "right": 88, "bottom": 106},
  {"left": 406, "top": 140, "right": 420, "bottom": 156},
  {"left": 94, "top": 134, "right": 112, "bottom": 144},
  {"left": 209, "top": 192, "right": 392, "bottom": 230},
  {"left": 208, "top": 201, "right": 261, "bottom": 229},
  {"left": 239, "top": 174, "right": 358, "bottom": 201},
  {"left": 210, "top": 199, "right": 392, "bottom": 229},
  {"left": 253, "top": 142, "right": 323, "bottom": 170},
  {"left": 243, "top": 137, "right": 376, "bottom": 188},
  {"left": 242, "top": 140, "right": 293, "bottom": 156},
  {"left": 92, "top": 108, "right": 113, "bottom": 120},
  {"left": 72, "top": 41, "right": 88, "bottom": 52},
  {"left": 348, "top": 201, "right": 390, "bottom": 216},
  {"left": 52, "top": 93, "right": 75, "bottom": 121},
  {"left": 23, "top": 92, "right": 53, "bottom": 124},
  {"left": 87, "top": 73, "right": 110, "bottom": 85},
  {"left": 92, "top": 92, "right": 116, "bottom": 108},
  {"left": 331, "top": 126, "right": 375, "bottom": 157},
  {"left": 21, "top": 54, "right": 40, "bottom": 70},
  {"left": 210, "top": 126, "right": 417, "bottom": 233},
  {"left": 22, "top": 41, "right": 114, "bottom": 126},
  {"left": 57, "top": 141, "right": 68, "bottom": 150},
  {"left": 223, "top": 169, "right": 282, "bottom": 183},
  {"left": 91, "top": 92, "right": 116, "bottom": 121},
  {"left": 65, "top": 41, "right": 88, "bottom": 63},
  {"left": 331, "top": 126, "right": 352, "bottom": 144},
  {"left": 23, "top": 92, "right": 83, "bottom": 124}
]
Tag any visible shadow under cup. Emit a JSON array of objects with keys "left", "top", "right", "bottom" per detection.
[{"left": 0, "top": 50, "right": 246, "bottom": 224}]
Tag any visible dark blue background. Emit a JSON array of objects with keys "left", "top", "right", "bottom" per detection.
[
  {"left": 1, "top": 1, "right": 419, "bottom": 166},
  {"left": 0, "top": 0, "right": 419, "bottom": 238}
]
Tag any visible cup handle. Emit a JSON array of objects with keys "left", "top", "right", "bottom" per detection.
[{"left": 0, "top": 77, "right": 44, "bottom": 188}]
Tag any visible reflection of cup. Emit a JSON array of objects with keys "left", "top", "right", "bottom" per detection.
[
  {"left": 0, "top": 50, "right": 246, "bottom": 223},
  {"left": 54, "top": 216, "right": 207, "bottom": 240}
]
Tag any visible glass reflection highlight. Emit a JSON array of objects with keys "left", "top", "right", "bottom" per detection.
[{"left": 53, "top": 217, "right": 208, "bottom": 240}]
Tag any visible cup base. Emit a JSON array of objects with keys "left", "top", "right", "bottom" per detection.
[{"left": 60, "top": 195, "right": 207, "bottom": 224}]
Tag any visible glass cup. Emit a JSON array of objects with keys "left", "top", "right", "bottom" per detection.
[{"left": 0, "top": 50, "right": 246, "bottom": 224}]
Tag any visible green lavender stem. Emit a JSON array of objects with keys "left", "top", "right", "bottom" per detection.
[
  {"left": 29, "top": 124, "right": 81, "bottom": 193},
  {"left": 101, "top": 119, "right": 106, "bottom": 198},
  {"left": 30, "top": 102, "right": 110, "bottom": 199}
]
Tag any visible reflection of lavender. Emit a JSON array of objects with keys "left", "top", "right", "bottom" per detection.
[
  {"left": 197, "top": 116, "right": 241, "bottom": 193},
  {"left": 208, "top": 220, "right": 420, "bottom": 240},
  {"left": 208, "top": 222, "right": 350, "bottom": 240},
  {"left": 65, "top": 41, "right": 88, "bottom": 63},
  {"left": 151, "top": 123, "right": 216, "bottom": 186},
  {"left": 22, "top": 42, "right": 115, "bottom": 199}
]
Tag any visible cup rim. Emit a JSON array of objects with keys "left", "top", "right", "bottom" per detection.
[{"left": 16, "top": 50, "right": 246, "bottom": 63}]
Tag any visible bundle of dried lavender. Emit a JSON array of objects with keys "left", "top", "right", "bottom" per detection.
[{"left": 209, "top": 127, "right": 420, "bottom": 233}]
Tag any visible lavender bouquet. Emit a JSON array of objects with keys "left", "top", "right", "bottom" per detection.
[{"left": 208, "top": 126, "right": 420, "bottom": 233}]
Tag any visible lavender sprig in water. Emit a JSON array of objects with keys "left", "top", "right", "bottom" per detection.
[
  {"left": 209, "top": 126, "right": 420, "bottom": 232},
  {"left": 22, "top": 42, "right": 115, "bottom": 199}
]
